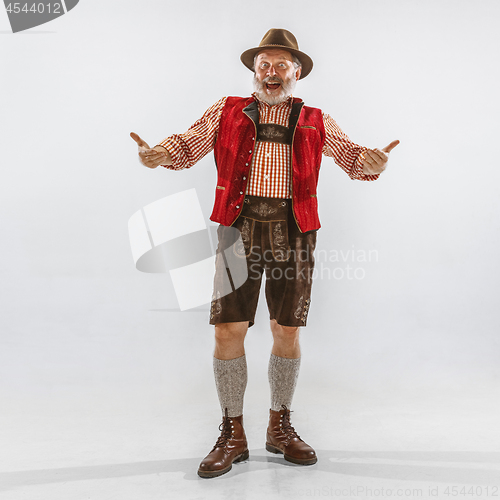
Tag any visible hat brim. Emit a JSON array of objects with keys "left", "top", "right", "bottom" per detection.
[{"left": 240, "top": 45, "right": 313, "bottom": 79}]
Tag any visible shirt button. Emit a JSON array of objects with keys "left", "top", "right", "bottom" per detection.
[
  {"left": 243, "top": 176, "right": 246, "bottom": 180},
  {"left": 249, "top": 151, "right": 252, "bottom": 154},
  {"left": 240, "top": 191, "right": 243, "bottom": 195},
  {"left": 236, "top": 205, "right": 240, "bottom": 209},
  {"left": 245, "top": 163, "right": 249, "bottom": 166}
]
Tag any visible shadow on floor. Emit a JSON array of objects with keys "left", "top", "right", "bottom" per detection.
[{"left": 1, "top": 450, "right": 499, "bottom": 491}]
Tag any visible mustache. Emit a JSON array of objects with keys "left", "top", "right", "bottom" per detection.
[{"left": 262, "top": 76, "right": 284, "bottom": 85}]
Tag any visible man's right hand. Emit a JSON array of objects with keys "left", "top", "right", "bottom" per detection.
[{"left": 130, "top": 132, "right": 172, "bottom": 169}]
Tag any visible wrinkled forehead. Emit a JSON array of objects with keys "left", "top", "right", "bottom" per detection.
[{"left": 255, "top": 49, "right": 294, "bottom": 63}]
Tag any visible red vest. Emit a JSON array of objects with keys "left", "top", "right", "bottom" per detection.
[{"left": 210, "top": 96, "right": 326, "bottom": 233}]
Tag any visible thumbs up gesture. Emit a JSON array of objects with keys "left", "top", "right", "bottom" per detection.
[
  {"left": 130, "top": 132, "right": 172, "bottom": 169},
  {"left": 360, "top": 140, "right": 399, "bottom": 175}
]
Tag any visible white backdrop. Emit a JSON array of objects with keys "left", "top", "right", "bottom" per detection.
[{"left": 1, "top": 0, "right": 500, "bottom": 441}]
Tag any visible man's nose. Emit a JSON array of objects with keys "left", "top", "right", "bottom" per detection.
[{"left": 267, "top": 65, "right": 277, "bottom": 76}]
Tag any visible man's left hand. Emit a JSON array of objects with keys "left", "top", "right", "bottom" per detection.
[{"left": 361, "top": 140, "right": 400, "bottom": 175}]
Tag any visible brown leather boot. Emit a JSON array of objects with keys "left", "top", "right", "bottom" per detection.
[
  {"left": 266, "top": 405, "right": 317, "bottom": 465},
  {"left": 198, "top": 409, "right": 249, "bottom": 478}
]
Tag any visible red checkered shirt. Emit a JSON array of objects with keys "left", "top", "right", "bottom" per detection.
[{"left": 157, "top": 94, "right": 377, "bottom": 198}]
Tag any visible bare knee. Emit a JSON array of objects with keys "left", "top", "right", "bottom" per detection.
[
  {"left": 214, "top": 321, "right": 248, "bottom": 359},
  {"left": 215, "top": 321, "right": 248, "bottom": 342},
  {"left": 270, "top": 319, "right": 300, "bottom": 343}
]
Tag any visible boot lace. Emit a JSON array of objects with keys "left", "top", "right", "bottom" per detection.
[
  {"left": 280, "top": 405, "right": 301, "bottom": 443},
  {"left": 211, "top": 408, "right": 234, "bottom": 451}
]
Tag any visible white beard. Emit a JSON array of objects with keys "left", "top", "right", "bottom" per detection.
[{"left": 253, "top": 73, "right": 297, "bottom": 105}]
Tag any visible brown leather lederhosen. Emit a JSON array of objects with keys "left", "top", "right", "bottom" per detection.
[{"left": 209, "top": 195, "right": 316, "bottom": 328}]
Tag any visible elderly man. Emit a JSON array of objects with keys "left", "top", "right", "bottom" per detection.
[{"left": 131, "top": 28, "right": 398, "bottom": 478}]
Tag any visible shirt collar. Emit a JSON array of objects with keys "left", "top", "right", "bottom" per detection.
[{"left": 252, "top": 92, "right": 294, "bottom": 109}]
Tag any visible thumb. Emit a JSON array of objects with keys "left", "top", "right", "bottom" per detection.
[
  {"left": 130, "top": 132, "right": 150, "bottom": 150},
  {"left": 382, "top": 140, "right": 400, "bottom": 153}
]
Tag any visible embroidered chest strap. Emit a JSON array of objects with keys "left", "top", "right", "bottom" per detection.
[{"left": 257, "top": 123, "right": 293, "bottom": 145}]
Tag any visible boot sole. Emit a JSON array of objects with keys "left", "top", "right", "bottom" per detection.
[
  {"left": 265, "top": 442, "right": 317, "bottom": 465},
  {"left": 197, "top": 449, "right": 249, "bottom": 478}
]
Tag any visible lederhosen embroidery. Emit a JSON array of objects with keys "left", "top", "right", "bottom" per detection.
[
  {"left": 293, "top": 295, "right": 311, "bottom": 324},
  {"left": 294, "top": 296, "right": 304, "bottom": 320},
  {"left": 250, "top": 201, "right": 278, "bottom": 218},
  {"left": 269, "top": 220, "right": 290, "bottom": 262},
  {"left": 233, "top": 217, "right": 254, "bottom": 258},
  {"left": 210, "top": 290, "right": 222, "bottom": 319}
]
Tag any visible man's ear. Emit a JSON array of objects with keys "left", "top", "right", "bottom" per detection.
[{"left": 295, "top": 66, "right": 302, "bottom": 80}]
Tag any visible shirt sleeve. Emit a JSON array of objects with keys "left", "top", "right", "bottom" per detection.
[
  {"left": 322, "top": 112, "right": 379, "bottom": 181},
  {"left": 155, "top": 97, "right": 228, "bottom": 170}
]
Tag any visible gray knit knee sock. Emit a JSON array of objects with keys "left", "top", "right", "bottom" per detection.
[
  {"left": 213, "top": 355, "right": 247, "bottom": 417},
  {"left": 268, "top": 353, "right": 301, "bottom": 411}
]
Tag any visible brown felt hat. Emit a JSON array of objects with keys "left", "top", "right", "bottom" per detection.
[{"left": 240, "top": 28, "right": 313, "bottom": 79}]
